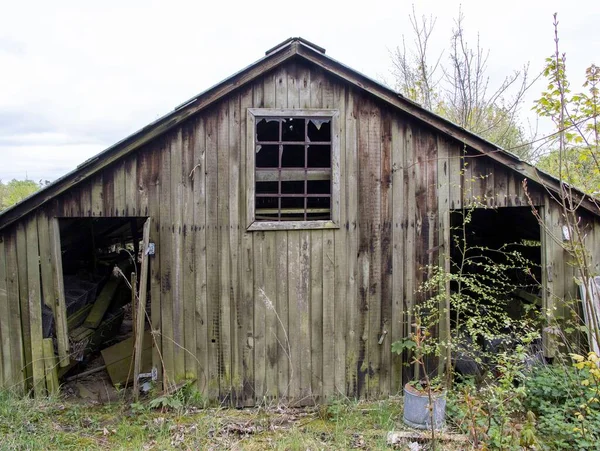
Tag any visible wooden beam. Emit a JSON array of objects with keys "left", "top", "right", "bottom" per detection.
[{"left": 133, "top": 218, "right": 151, "bottom": 400}]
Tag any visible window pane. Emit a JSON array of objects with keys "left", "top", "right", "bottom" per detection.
[
  {"left": 281, "top": 196, "right": 305, "bottom": 210},
  {"left": 307, "top": 145, "right": 331, "bottom": 168},
  {"left": 256, "top": 144, "right": 279, "bottom": 168},
  {"left": 307, "top": 196, "right": 330, "bottom": 210},
  {"left": 252, "top": 112, "right": 335, "bottom": 225},
  {"left": 281, "top": 145, "right": 305, "bottom": 168},
  {"left": 256, "top": 181, "right": 278, "bottom": 194},
  {"left": 307, "top": 179, "right": 331, "bottom": 195},
  {"left": 307, "top": 196, "right": 330, "bottom": 220},
  {"left": 282, "top": 118, "right": 305, "bottom": 142},
  {"left": 257, "top": 118, "right": 280, "bottom": 142},
  {"left": 255, "top": 196, "right": 279, "bottom": 220},
  {"left": 281, "top": 181, "right": 305, "bottom": 194},
  {"left": 307, "top": 119, "right": 331, "bottom": 142}
]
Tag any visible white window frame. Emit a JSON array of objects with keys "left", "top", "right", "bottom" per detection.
[{"left": 246, "top": 108, "right": 340, "bottom": 231}]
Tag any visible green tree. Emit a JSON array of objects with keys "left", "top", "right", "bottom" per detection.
[
  {"left": 533, "top": 57, "right": 600, "bottom": 195},
  {"left": 0, "top": 179, "right": 42, "bottom": 211}
]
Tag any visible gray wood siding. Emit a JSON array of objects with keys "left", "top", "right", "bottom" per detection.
[{"left": 0, "top": 59, "right": 595, "bottom": 401}]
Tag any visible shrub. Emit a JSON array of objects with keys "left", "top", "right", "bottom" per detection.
[{"left": 524, "top": 356, "right": 600, "bottom": 450}]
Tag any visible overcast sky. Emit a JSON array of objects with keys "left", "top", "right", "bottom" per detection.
[{"left": 1, "top": 0, "right": 598, "bottom": 182}]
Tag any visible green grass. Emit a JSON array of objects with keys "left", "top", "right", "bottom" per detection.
[{"left": 0, "top": 391, "right": 413, "bottom": 450}]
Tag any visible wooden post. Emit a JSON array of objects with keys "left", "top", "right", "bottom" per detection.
[{"left": 133, "top": 218, "right": 151, "bottom": 400}]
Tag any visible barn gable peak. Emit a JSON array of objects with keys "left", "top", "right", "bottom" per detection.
[{"left": 265, "top": 37, "right": 326, "bottom": 56}]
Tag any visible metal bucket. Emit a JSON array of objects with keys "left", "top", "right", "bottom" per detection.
[{"left": 403, "top": 383, "right": 446, "bottom": 430}]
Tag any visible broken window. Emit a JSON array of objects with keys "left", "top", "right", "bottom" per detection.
[{"left": 250, "top": 110, "right": 338, "bottom": 228}]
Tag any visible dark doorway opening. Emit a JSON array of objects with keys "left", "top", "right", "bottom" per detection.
[
  {"left": 449, "top": 207, "right": 543, "bottom": 376},
  {"left": 51, "top": 217, "right": 152, "bottom": 401}
]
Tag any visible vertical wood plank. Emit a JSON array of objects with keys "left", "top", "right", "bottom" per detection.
[
  {"left": 287, "top": 230, "right": 301, "bottom": 400},
  {"left": 103, "top": 169, "right": 115, "bottom": 217},
  {"left": 217, "top": 101, "right": 232, "bottom": 400},
  {"left": 79, "top": 183, "right": 92, "bottom": 217},
  {"left": 275, "top": 232, "right": 289, "bottom": 400},
  {"left": 299, "top": 230, "right": 311, "bottom": 403},
  {"left": 42, "top": 338, "right": 58, "bottom": 395},
  {"left": 367, "top": 104, "right": 382, "bottom": 399},
  {"left": 49, "top": 216, "right": 70, "bottom": 366},
  {"left": 391, "top": 116, "right": 405, "bottom": 393},
  {"left": 5, "top": 230, "right": 25, "bottom": 392},
  {"left": 262, "top": 65, "right": 277, "bottom": 399},
  {"left": 379, "top": 109, "right": 393, "bottom": 397},
  {"left": 449, "top": 143, "right": 463, "bottom": 211},
  {"left": 16, "top": 223, "right": 32, "bottom": 389},
  {"left": 403, "top": 122, "right": 416, "bottom": 383},
  {"left": 345, "top": 88, "right": 359, "bottom": 397},
  {"left": 322, "top": 230, "right": 335, "bottom": 398},
  {"left": 133, "top": 218, "right": 151, "bottom": 398},
  {"left": 125, "top": 155, "right": 138, "bottom": 216},
  {"left": 228, "top": 95, "right": 243, "bottom": 404},
  {"left": 137, "top": 152, "right": 150, "bottom": 217},
  {"left": 182, "top": 123, "right": 197, "bottom": 382},
  {"left": 171, "top": 130, "right": 185, "bottom": 382},
  {"left": 37, "top": 213, "right": 54, "bottom": 313},
  {"left": 0, "top": 238, "right": 11, "bottom": 386},
  {"left": 310, "top": 230, "right": 323, "bottom": 400},
  {"left": 356, "top": 98, "right": 371, "bottom": 398},
  {"left": 331, "top": 83, "right": 347, "bottom": 398},
  {"left": 91, "top": 173, "right": 104, "bottom": 216},
  {"left": 192, "top": 117, "right": 209, "bottom": 396},
  {"left": 159, "top": 137, "right": 175, "bottom": 388},
  {"left": 263, "top": 230, "right": 278, "bottom": 398},
  {"left": 148, "top": 145, "right": 163, "bottom": 385},
  {"left": 113, "top": 160, "right": 126, "bottom": 217},
  {"left": 205, "top": 111, "right": 220, "bottom": 399},
  {"left": 253, "top": 231, "right": 266, "bottom": 399},
  {"left": 26, "top": 216, "right": 45, "bottom": 396},
  {"left": 437, "top": 136, "right": 452, "bottom": 375},
  {"left": 239, "top": 86, "right": 255, "bottom": 405}
]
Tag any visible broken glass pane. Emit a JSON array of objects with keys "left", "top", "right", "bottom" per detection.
[
  {"left": 282, "top": 118, "right": 305, "bottom": 142},
  {"left": 256, "top": 145, "right": 279, "bottom": 168},
  {"left": 257, "top": 118, "right": 280, "bottom": 142},
  {"left": 307, "top": 119, "right": 331, "bottom": 142}
]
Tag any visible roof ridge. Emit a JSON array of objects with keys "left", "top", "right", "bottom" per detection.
[{"left": 265, "top": 37, "right": 326, "bottom": 56}]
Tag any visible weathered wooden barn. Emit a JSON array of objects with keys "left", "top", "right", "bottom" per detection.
[{"left": 1, "top": 38, "right": 599, "bottom": 403}]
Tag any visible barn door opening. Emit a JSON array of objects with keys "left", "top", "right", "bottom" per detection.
[
  {"left": 448, "top": 207, "right": 543, "bottom": 377},
  {"left": 49, "top": 216, "right": 153, "bottom": 400}
]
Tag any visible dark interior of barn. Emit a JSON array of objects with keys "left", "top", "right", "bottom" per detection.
[
  {"left": 449, "top": 207, "right": 544, "bottom": 375},
  {"left": 49, "top": 217, "right": 152, "bottom": 400}
]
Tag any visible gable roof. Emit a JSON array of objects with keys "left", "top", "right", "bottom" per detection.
[{"left": 0, "top": 37, "right": 597, "bottom": 230}]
